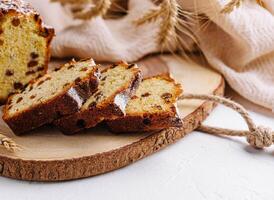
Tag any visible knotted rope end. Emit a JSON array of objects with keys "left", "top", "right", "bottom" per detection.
[{"left": 247, "top": 126, "right": 273, "bottom": 149}]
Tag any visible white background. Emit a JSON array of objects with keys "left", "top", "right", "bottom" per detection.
[{"left": 1, "top": 88, "right": 274, "bottom": 200}]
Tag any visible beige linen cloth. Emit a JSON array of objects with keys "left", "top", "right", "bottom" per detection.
[{"left": 27, "top": 0, "right": 274, "bottom": 110}]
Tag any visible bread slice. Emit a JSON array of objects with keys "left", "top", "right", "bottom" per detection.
[
  {"left": 107, "top": 74, "right": 183, "bottom": 133},
  {"left": 54, "top": 61, "right": 142, "bottom": 135},
  {"left": 3, "top": 58, "right": 99, "bottom": 135},
  {"left": 0, "top": 0, "right": 54, "bottom": 104}
]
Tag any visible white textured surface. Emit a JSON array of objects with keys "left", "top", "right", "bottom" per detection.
[{"left": 1, "top": 91, "right": 274, "bottom": 200}]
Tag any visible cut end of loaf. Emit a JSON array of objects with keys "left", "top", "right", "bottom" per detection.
[
  {"left": 0, "top": 0, "right": 55, "bottom": 103},
  {"left": 2, "top": 58, "right": 99, "bottom": 135}
]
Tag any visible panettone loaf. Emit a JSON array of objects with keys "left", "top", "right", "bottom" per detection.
[
  {"left": 107, "top": 74, "right": 183, "bottom": 133},
  {"left": 54, "top": 61, "right": 142, "bottom": 135},
  {"left": 0, "top": 0, "right": 54, "bottom": 104},
  {"left": 3, "top": 58, "right": 99, "bottom": 135}
]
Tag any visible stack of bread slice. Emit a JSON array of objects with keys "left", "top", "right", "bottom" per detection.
[
  {"left": 54, "top": 61, "right": 142, "bottom": 134},
  {"left": 2, "top": 58, "right": 183, "bottom": 135},
  {"left": 3, "top": 58, "right": 99, "bottom": 135},
  {"left": 107, "top": 74, "right": 183, "bottom": 133}
]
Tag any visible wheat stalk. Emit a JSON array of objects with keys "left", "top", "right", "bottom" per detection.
[
  {"left": 221, "top": 0, "right": 243, "bottom": 13},
  {"left": 256, "top": 0, "right": 266, "bottom": 7},
  {"left": 51, "top": 0, "right": 111, "bottom": 20},
  {"left": 221, "top": 0, "right": 265, "bottom": 13},
  {"left": 0, "top": 133, "right": 21, "bottom": 152},
  {"left": 134, "top": 0, "right": 197, "bottom": 51}
]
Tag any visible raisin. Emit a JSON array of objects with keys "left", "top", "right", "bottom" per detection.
[
  {"left": 88, "top": 102, "right": 96, "bottom": 108},
  {"left": 37, "top": 74, "right": 43, "bottom": 79},
  {"left": 28, "top": 60, "right": 38, "bottom": 68},
  {"left": 94, "top": 91, "right": 103, "bottom": 101},
  {"left": 76, "top": 119, "right": 86, "bottom": 128},
  {"left": 131, "top": 95, "right": 138, "bottom": 100},
  {"left": 68, "top": 65, "right": 75, "bottom": 69},
  {"left": 45, "top": 77, "right": 51, "bottom": 81},
  {"left": 127, "top": 64, "right": 136, "bottom": 69},
  {"left": 11, "top": 18, "right": 20, "bottom": 26},
  {"left": 0, "top": 39, "right": 3, "bottom": 45},
  {"left": 0, "top": 29, "right": 3, "bottom": 34},
  {"left": 5, "top": 69, "right": 14, "bottom": 76},
  {"left": 63, "top": 83, "right": 70, "bottom": 88},
  {"left": 101, "top": 76, "right": 107, "bottom": 81},
  {"left": 54, "top": 67, "right": 61, "bottom": 72},
  {"left": 30, "top": 95, "right": 36, "bottom": 99},
  {"left": 161, "top": 93, "right": 172, "bottom": 103},
  {"left": 153, "top": 105, "right": 162, "bottom": 110},
  {"left": 141, "top": 92, "right": 151, "bottom": 97},
  {"left": 75, "top": 77, "right": 81, "bottom": 83},
  {"left": 25, "top": 70, "right": 35, "bottom": 75},
  {"left": 94, "top": 91, "right": 102, "bottom": 98},
  {"left": 143, "top": 118, "right": 151, "bottom": 125},
  {"left": 37, "top": 66, "right": 45, "bottom": 71},
  {"left": 13, "top": 82, "right": 23, "bottom": 90},
  {"left": 30, "top": 52, "right": 39, "bottom": 59},
  {"left": 29, "top": 85, "right": 33, "bottom": 91},
  {"left": 37, "top": 80, "right": 45, "bottom": 86},
  {"left": 16, "top": 97, "right": 23, "bottom": 103},
  {"left": 80, "top": 67, "right": 88, "bottom": 72}
]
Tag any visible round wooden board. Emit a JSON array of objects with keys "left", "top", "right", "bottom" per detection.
[{"left": 0, "top": 55, "right": 224, "bottom": 182}]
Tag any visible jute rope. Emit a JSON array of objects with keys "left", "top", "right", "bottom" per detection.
[
  {"left": 0, "top": 93, "right": 273, "bottom": 152},
  {"left": 179, "top": 94, "right": 274, "bottom": 149}
]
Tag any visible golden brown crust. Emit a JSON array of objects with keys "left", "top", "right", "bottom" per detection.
[
  {"left": 54, "top": 62, "right": 142, "bottom": 135},
  {"left": 107, "top": 74, "right": 183, "bottom": 133},
  {"left": 2, "top": 61, "right": 100, "bottom": 136},
  {"left": 0, "top": 78, "right": 225, "bottom": 182},
  {"left": 0, "top": 0, "right": 36, "bottom": 15},
  {"left": 107, "top": 110, "right": 182, "bottom": 133},
  {"left": 0, "top": 0, "right": 55, "bottom": 104}
]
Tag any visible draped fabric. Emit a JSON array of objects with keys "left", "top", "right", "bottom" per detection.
[{"left": 27, "top": 0, "right": 274, "bottom": 110}]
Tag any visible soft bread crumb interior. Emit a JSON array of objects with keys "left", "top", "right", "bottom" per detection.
[
  {"left": 125, "top": 77, "right": 182, "bottom": 115},
  {"left": 7, "top": 59, "right": 96, "bottom": 116},
  {"left": 82, "top": 64, "right": 138, "bottom": 110},
  {"left": 0, "top": 13, "right": 48, "bottom": 100}
]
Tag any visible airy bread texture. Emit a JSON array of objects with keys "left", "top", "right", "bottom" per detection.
[
  {"left": 107, "top": 74, "right": 183, "bottom": 132},
  {"left": 54, "top": 61, "right": 142, "bottom": 135},
  {"left": 0, "top": 0, "right": 54, "bottom": 103},
  {"left": 3, "top": 58, "right": 99, "bottom": 135}
]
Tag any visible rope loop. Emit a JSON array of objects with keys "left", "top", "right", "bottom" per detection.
[
  {"left": 0, "top": 93, "right": 273, "bottom": 152},
  {"left": 179, "top": 94, "right": 274, "bottom": 149}
]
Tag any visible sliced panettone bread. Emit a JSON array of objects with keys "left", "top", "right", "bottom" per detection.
[
  {"left": 3, "top": 58, "right": 99, "bottom": 135},
  {"left": 54, "top": 61, "right": 142, "bottom": 135},
  {"left": 0, "top": 0, "right": 54, "bottom": 104},
  {"left": 107, "top": 74, "right": 183, "bottom": 133}
]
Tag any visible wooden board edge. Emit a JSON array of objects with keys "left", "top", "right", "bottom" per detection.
[{"left": 0, "top": 79, "right": 225, "bottom": 182}]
